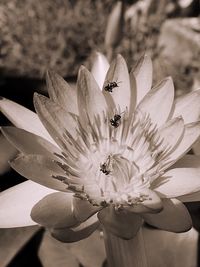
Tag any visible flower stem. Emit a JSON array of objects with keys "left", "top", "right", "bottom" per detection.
[{"left": 103, "top": 227, "right": 148, "bottom": 267}]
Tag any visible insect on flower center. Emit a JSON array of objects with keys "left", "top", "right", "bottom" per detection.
[{"left": 100, "top": 155, "right": 113, "bottom": 175}]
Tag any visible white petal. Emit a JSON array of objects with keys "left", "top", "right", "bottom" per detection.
[
  {"left": 153, "top": 168, "right": 200, "bottom": 198},
  {"left": 91, "top": 52, "right": 109, "bottom": 89},
  {"left": 172, "top": 89, "right": 200, "bottom": 123},
  {"left": 142, "top": 198, "right": 192, "bottom": 233},
  {"left": 129, "top": 71, "right": 137, "bottom": 114},
  {"left": 77, "top": 66, "right": 108, "bottom": 125},
  {"left": 46, "top": 71, "right": 78, "bottom": 115},
  {"left": 10, "top": 154, "right": 68, "bottom": 192},
  {"left": 1, "top": 126, "right": 61, "bottom": 157},
  {"left": 0, "top": 97, "right": 54, "bottom": 143},
  {"left": 31, "top": 192, "right": 77, "bottom": 228},
  {"left": 0, "top": 181, "right": 56, "bottom": 228},
  {"left": 34, "top": 93, "right": 78, "bottom": 149},
  {"left": 136, "top": 77, "right": 174, "bottom": 127},
  {"left": 165, "top": 122, "right": 200, "bottom": 166},
  {"left": 158, "top": 116, "right": 184, "bottom": 154},
  {"left": 131, "top": 54, "right": 153, "bottom": 104},
  {"left": 103, "top": 55, "right": 131, "bottom": 112}
]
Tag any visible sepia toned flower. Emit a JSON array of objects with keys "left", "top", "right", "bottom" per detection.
[{"left": 1, "top": 52, "right": 200, "bottom": 242}]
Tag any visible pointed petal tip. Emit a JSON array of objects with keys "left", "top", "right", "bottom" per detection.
[
  {"left": 33, "top": 92, "right": 40, "bottom": 100},
  {"left": 92, "top": 52, "right": 109, "bottom": 67},
  {"left": 116, "top": 53, "right": 123, "bottom": 59},
  {"left": 165, "top": 76, "right": 173, "bottom": 83},
  {"left": 78, "top": 65, "right": 90, "bottom": 79},
  {"left": 93, "top": 51, "right": 104, "bottom": 58},
  {"left": 158, "top": 76, "right": 174, "bottom": 86},
  {"left": 140, "top": 53, "right": 152, "bottom": 63},
  {"left": 33, "top": 93, "right": 47, "bottom": 106},
  {"left": 116, "top": 54, "right": 126, "bottom": 63},
  {"left": 45, "top": 69, "right": 52, "bottom": 82},
  {"left": 46, "top": 69, "right": 61, "bottom": 80},
  {"left": 33, "top": 93, "right": 42, "bottom": 109},
  {"left": 79, "top": 65, "right": 87, "bottom": 73},
  {"left": 133, "top": 53, "right": 153, "bottom": 72},
  {"left": 46, "top": 69, "right": 54, "bottom": 76}
]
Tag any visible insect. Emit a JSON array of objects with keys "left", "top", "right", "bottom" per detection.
[
  {"left": 104, "top": 81, "right": 121, "bottom": 92},
  {"left": 100, "top": 163, "right": 110, "bottom": 175},
  {"left": 110, "top": 114, "right": 121, "bottom": 128},
  {"left": 100, "top": 155, "right": 113, "bottom": 175}
]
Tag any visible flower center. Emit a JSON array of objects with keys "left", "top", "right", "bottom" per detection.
[{"left": 53, "top": 110, "right": 168, "bottom": 208}]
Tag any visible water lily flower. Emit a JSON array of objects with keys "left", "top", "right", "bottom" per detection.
[{"left": 1, "top": 52, "right": 200, "bottom": 254}]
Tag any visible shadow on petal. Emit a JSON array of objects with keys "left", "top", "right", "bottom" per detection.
[
  {"left": 31, "top": 192, "right": 77, "bottom": 228},
  {"left": 51, "top": 214, "right": 99, "bottom": 243}
]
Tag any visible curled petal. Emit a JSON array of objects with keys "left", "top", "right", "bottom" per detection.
[
  {"left": 103, "top": 55, "right": 131, "bottom": 112},
  {"left": 73, "top": 197, "right": 101, "bottom": 222},
  {"left": 51, "top": 214, "right": 99, "bottom": 243},
  {"left": 10, "top": 154, "right": 68, "bottom": 192},
  {"left": 46, "top": 70, "right": 78, "bottom": 114},
  {"left": 142, "top": 198, "right": 192, "bottom": 233},
  {"left": 131, "top": 54, "right": 153, "bottom": 104},
  {"left": 0, "top": 181, "right": 55, "bottom": 228},
  {"left": 137, "top": 77, "right": 174, "bottom": 127},
  {"left": 1, "top": 127, "right": 62, "bottom": 157},
  {"left": 31, "top": 192, "right": 78, "bottom": 228},
  {"left": 153, "top": 168, "right": 200, "bottom": 198},
  {"left": 127, "top": 189, "right": 163, "bottom": 214},
  {"left": 172, "top": 89, "right": 200, "bottom": 123},
  {"left": 0, "top": 97, "right": 53, "bottom": 143},
  {"left": 91, "top": 52, "right": 109, "bottom": 89},
  {"left": 98, "top": 206, "right": 142, "bottom": 239}
]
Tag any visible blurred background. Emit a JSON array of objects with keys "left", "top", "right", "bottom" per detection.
[{"left": 0, "top": 0, "right": 200, "bottom": 266}]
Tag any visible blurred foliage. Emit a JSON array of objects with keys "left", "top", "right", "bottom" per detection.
[
  {"left": 0, "top": 0, "right": 199, "bottom": 92},
  {"left": 0, "top": 0, "right": 115, "bottom": 78}
]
